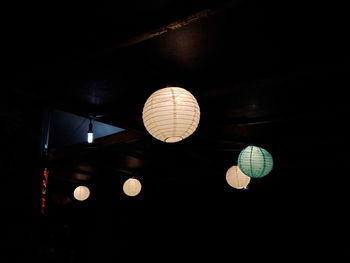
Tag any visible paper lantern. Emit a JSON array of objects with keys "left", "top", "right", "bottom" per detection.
[
  {"left": 123, "top": 178, "right": 142, "bottom": 197},
  {"left": 238, "top": 145, "right": 273, "bottom": 178},
  {"left": 226, "top": 165, "right": 251, "bottom": 189},
  {"left": 142, "top": 86, "right": 200, "bottom": 143},
  {"left": 73, "top": 185, "right": 90, "bottom": 201}
]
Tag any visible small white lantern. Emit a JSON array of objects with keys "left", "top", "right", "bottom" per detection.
[
  {"left": 225, "top": 165, "right": 251, "bottom": 189},
  {"left": 73, "top": 185, "right": 90, "bottom": 201},
  {"left": 123, "top": 177, "right": 142, "bottom": 197},
  {"left": 142, "top": 86, "right": 200, "bottom": 143}
]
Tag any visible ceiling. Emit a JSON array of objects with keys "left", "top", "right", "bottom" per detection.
[{"left": 3, "top": 0, "right": 349, "bottom": 261}]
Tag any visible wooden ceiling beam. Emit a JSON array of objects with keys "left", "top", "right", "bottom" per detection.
[{"left": 48, "top": 129, "right": 146, "bottom": 161}]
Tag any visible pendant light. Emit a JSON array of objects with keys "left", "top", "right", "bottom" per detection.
[
  {"left": 87, "top": 119, "right": 93, "bottom": 143},
  {"left": 142, "top": 86, "right": 200, "bottom": 143},
  {"left": 226, "top": 165, "right": 251, "bottom": 189},
  {"left": 237, "top": 145, "right": 273, "bottom": 178},
  {"left": 123, "top": 177, "right": 142, "bottom": 197},
  {"left": 73, "top": 185, "right": 90, "bottom": 201}
]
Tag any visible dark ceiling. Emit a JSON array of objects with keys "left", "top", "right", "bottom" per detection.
[{"left": 2, "top": 0, "right": 349, "bottom": 262}]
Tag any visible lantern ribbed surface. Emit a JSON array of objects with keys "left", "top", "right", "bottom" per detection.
[
  {"left": 226, "top": 165, "right": 251, "bottom": 189},
  {"left": 237, "top": 146, "right": 273, "bottom": 178},
  {"left": 73, "top": 186, "right": 90, "bottom": 201},
  {"left": 142, "top": 86, "right": 200, "bottom": 143},
  {"left": 123, "top": 178, "right": 142, "bottom": 197}
]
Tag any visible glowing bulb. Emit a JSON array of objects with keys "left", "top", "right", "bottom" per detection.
[
  {"left": 87, "top": 132, "right": 93, "bottom": 143},
  {"left": 87, "top": 119, "right": 94, "bottom": 143}
]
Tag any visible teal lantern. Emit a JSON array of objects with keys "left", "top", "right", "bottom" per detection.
[{"left": 237, "top": 145, "right": 273, "bottom": 178}]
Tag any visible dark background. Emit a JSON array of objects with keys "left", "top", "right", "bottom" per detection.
[{"left": 2, "top": 0, "right": 348, "bottom": 262}]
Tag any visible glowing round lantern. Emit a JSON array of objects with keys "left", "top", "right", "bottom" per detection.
[
  {"left": 237, "top": 145, "right": 273, "bottom": 178},
  {"left": 142, "top": 86, "right": 200, "bottom": 143},
  {"left": 73, "top": 185, "right": 90, "bottom": 201},
  {"left": 123, "top": 178, "right": 142, "bottom": 197},
  {"left": 226, "top": 165, "right": 251, "bottom": 189}
]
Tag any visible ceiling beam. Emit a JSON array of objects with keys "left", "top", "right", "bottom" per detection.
[
  {"left": 116, "top": 8, "right": 220, "bottom": 49},
  {"left": 91, "top": 0, "right": 243, "bottom": 56},
  {"left": 48, "top": 129, "right": 146, "bottom": 161}
]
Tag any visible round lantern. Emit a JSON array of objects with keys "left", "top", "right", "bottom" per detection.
[
  {"left": 237, "top": 145, "right": 273, "bottom": 178},
  {"left": 73, "top": 185, "right": 90, "bottom": 201},
  {"left": 142, "top": 86, "right": 200, "bottom": 143},
  {"left": 226, "top": 165, "right": 251, "bottom": 189},
  {"left": 123, "top": 177, "right": 142, "bottom": 197}
]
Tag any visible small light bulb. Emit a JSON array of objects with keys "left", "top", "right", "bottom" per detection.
[{"left": 88, "top": 132, "right": 93, "bottom": 143}]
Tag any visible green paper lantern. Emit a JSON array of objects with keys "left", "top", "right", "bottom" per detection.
[{"left": 237, "top": 145, "right": 273, "bottom": 178}]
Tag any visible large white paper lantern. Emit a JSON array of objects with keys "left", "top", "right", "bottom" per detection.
[
  {"left": 73, "top": 185, "right": 90, "bottom": 201},
  {"left": 123, "top": 178, "right": 142, "bottom": 197},
  {"left": 142, "top": 86, "right": 200, "bottom": 143},
  {"left": 226, "top": 165, "right": 251, "bottom": 189}
]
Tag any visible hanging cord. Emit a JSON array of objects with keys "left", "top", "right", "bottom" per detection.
[{"left": 88, "top": 118, "right": 93, "bottom": 132}]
